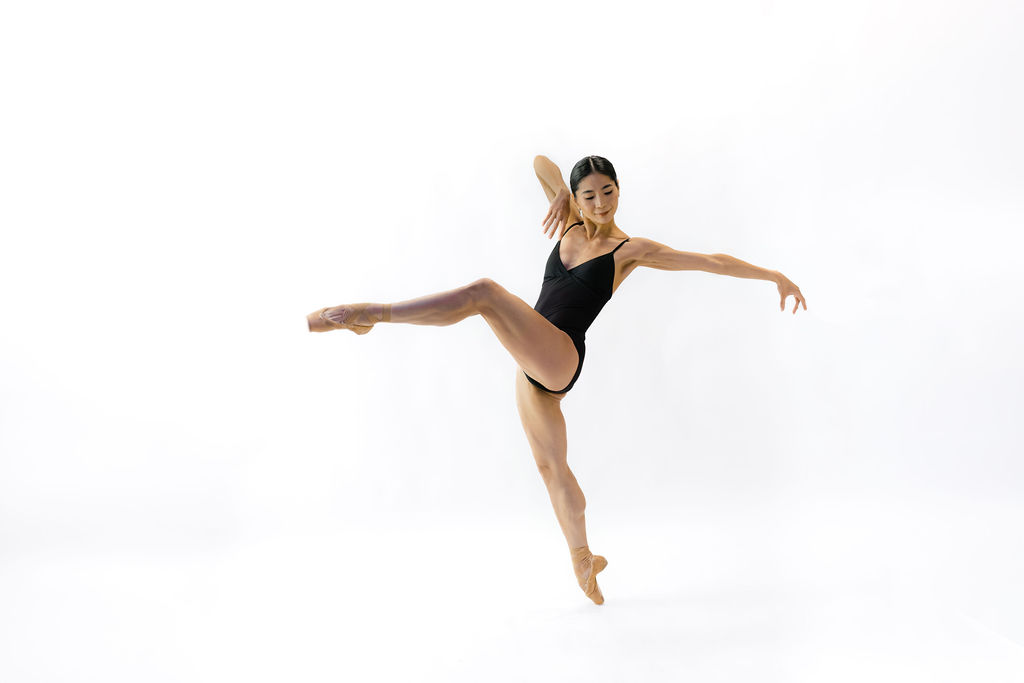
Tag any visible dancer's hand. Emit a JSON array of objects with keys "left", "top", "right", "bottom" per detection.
[
  {"left": 542, "top": 188, "right": 573, "bottom": 239},
  {"left": 776, "top": 273, "right": 808, "bottom": 314}
]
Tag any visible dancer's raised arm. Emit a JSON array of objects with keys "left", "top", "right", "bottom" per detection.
[
  {"left": 535, "top": 155, "right": 581, "bottom": 239},
  {"left": 632, "top": 237, "right": 808, "bottom": 313}
]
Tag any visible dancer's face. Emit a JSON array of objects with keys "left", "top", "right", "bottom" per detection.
[{"left": 574, "top": 173, "right": 619, "bottom": 226}]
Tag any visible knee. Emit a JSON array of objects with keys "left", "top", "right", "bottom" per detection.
[
  {"left": 467, "top": 277, "right": 502, "bottom": 308},
  {"left": 535, "top": 459, "right": 569, "bottom": 483}
]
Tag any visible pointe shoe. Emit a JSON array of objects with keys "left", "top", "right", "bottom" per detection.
[
  {"left": 306, "top": 303, "right": 390, "bottom": 334},
  {"left": 570, "top": 545, "right": 608, "bottom": 605}
]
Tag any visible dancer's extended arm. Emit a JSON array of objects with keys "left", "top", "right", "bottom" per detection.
[{"left": 633, "top": 238, "right": 808, "bottom": 313}]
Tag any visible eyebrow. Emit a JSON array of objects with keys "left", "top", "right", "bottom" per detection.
[{"left": 581, "top": 184, "right": 614, "bottom": 194}]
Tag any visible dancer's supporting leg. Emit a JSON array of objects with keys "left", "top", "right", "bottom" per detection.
[{"left": 514, "top": 371, "right": 607, "bottom": 604}]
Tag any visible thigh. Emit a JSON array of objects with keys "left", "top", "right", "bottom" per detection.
[
  {"left": 470, "top": 278, "right": 578, "bottom": 393},
  {"left": 514, "top": 369, "right": 569, "bottom": 472}
]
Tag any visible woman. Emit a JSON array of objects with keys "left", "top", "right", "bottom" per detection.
[{"left": 306, "top": 155, "right": 808, "bottom": 605}]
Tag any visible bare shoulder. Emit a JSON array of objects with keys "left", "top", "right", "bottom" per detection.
[
  {"left": 619, "top": 235, "right": 654, "bottom": 262},
  {"left": 623, "top": 235, "right": 653, "bottom": 250}
]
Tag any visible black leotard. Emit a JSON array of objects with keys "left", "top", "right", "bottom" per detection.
[{"left": 524, "top": 222, "right": 631, "bottom": 394}]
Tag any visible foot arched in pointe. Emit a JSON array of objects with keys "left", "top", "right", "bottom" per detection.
[
  {"left": 571, "top": 545, "right": 608, "bottom": 605},
  {"left": 306, "top": 303, "right": 390, "bottom": 333}
]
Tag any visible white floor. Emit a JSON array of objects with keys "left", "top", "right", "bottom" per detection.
[{"left": 3, "top": 493, "right": 1022, "bottom": 682}]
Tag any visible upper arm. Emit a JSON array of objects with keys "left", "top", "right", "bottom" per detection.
[{"left": 632, "top": 237, "right": 719, "bottom": 272}]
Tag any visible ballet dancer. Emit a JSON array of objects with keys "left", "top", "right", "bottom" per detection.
[{"left": 306, "top": 155, "right": 808, "bottom": 605}]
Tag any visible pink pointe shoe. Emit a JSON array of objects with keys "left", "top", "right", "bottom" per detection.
[
  {"left": 306, "top": 303, "right": 391, "bottom": 334},
  {"left": 571, "top": 545, "right": 608, "bottom": 605}
]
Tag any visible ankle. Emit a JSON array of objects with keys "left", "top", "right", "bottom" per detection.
[
  {"left": 352, "top": 303, "right": 387, "bottom": 325},
  {"left": 570, "top": 545, "right": 592, "bottom": 565},
  {"left": 363, "top": 303, "right": 390, "bottom": 324}
]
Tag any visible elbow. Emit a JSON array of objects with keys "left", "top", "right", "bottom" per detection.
[{"left": 534, "top": 155, "right": 559, "bottom": 172}]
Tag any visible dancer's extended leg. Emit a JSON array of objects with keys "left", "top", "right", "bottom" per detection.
[
  {"left": 369, "top": 288, "right": 475, "bottom": 326},
  {"left": 309, "top": 278, "right": 579, "bottom": 393},
  {"left": 314, "top": 279, "right": 492, "bottom": 330}
]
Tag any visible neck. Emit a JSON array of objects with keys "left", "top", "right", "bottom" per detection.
[{"left": 581, "top": 217, "right": 619, "bottom": 240}]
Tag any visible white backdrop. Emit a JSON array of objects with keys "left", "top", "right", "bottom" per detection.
[{"left": 2, "top": 1, "right": 1022, "bottom": 681}]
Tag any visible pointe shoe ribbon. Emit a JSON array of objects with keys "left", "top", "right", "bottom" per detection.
[{"left": 570, "top": 545, "right": 608, "bottom": 605}]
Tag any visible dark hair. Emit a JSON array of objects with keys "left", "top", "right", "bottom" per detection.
[{"left": 569, "top": 155, "right": 619, "bottom": 197}]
